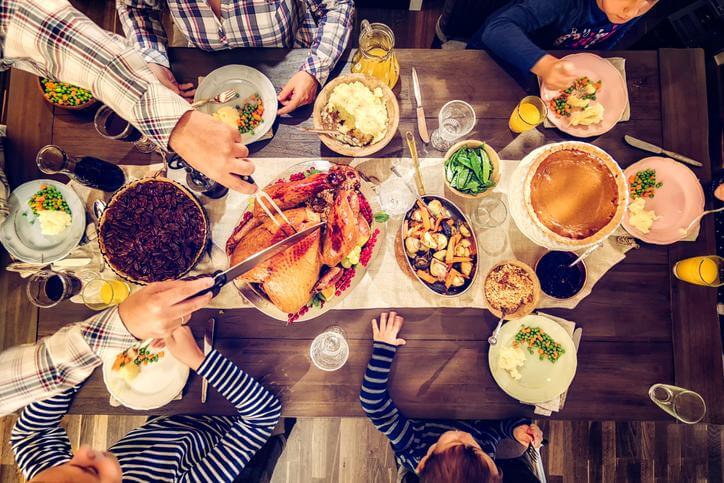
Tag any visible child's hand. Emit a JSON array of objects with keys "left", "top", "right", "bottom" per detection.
[
  {"left": 513, "top": 423, "right": 544, "bottom": 448},
  {"left": 164, "top": 326, "right": 205, "bottom": 371},
  {"left": 534, "top": 55, "right": 577, "bottom": 90},
  {"left": 371, "top": 311, "right": 406, "bottom": 347}
]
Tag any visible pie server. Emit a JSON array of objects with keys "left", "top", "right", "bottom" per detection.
[{"left": 186, "top": 221, "right": 324, "bottom": 300}]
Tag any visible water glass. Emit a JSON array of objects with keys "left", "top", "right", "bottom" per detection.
[
  {"left": 649, "top": 383, "right": 706, "bottom": 424},
  {"left": 509, "top": 96, "right": 547, "bottom": 133},
  {"left": 26, "top": 270, "right": 82, "bottom": 308},
  {"left": 94, "top": 105, "right": 157, "bottom": 153},
  {"left": 430, "top": 100, "right": 476, "bottom": 151},
  {"left": 310, "top": 325, "right": 350, "bottom": 371},
  {"left": 472, "top": 198, "right": 508, "bottom": 229},
  {"left": 378, "top": 176, "right": 415, "bottom": 216},
  {"left": 82, "top": 277, "right": 131, "bottom": 310}
]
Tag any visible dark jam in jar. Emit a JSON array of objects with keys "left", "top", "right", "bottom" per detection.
[{"left": 535, "top": 251, "right": 586, "bottom": 299}]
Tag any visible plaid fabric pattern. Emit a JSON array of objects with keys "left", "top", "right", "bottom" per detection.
[
  {"left": 1, "top": 0, "right": 192, "bottom": 148},
  {"left": 0, "top": 307, "right": 137, "bottom": 416},
  {"left": 117, "top": 0, "right": 354, "bottom": 85}
]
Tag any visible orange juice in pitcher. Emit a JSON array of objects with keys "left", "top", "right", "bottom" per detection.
[{"left": 351, "top": 20, "right": 399, "bottom": 89}]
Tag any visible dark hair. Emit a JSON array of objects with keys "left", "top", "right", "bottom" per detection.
[{"left": 419, "top": 445, "right": 502, "bottom": 483}]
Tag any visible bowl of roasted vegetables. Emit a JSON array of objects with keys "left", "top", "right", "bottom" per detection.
[
  {"left": 443, "top": 140, "right": 500, "bottom": 199},
  {"left": 401, "top": 195, "right": 478, "bottom": 296}
]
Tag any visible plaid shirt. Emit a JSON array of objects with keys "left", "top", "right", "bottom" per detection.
[
  {"left": 1, "top": 0, "right": 192, "bottom": 148},
  {"left": 0, "top": 307, "right": 137, "bottom": 416},
  {"left": 117, "top": 0, "right": 354, "bottom": 85}
]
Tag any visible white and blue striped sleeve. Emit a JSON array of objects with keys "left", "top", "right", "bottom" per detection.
[
  {"left": 359, "top": 342, "right": 417, "bottom": 453},
  {"left": 10, "top": 387, "right": 78, "bottom": 480},
  {"left": 185, "top": 350, "right": 282, "bottom": 482}
]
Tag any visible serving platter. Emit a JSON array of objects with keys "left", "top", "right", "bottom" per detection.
[
  {"left": 195, "top": 64, "right": 277, "bottom": 144},
  {"left": 488, "top": 314, "right": 577, "bottom": 404},
  {"left": 227, "top": 160, "right": 386, "bottom": 322},
  {"left": 540, "top": 53, "right": 628, "bottom": 138},
  {"left": 0, "top": 179, "right": 86, "bottom": 264},
  {"left": 621, "top": 156, "right": 704, "bottom": 245}
]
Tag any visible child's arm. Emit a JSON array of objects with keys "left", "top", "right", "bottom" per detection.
[
  {"left": 479, "top": 0, "right": 577, "bottom": 88},
  {"left": 10, "top": 387, "right": 78, "bottom": 480},
  {"left": 359, "top": 312, "right": 417, "bottom": 453}
]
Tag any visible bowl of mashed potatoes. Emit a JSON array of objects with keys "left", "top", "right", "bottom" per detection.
[{"left": 313, "top": 73, "right": 399, "bottom": 156}]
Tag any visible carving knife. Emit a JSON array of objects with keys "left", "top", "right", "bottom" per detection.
[
  {"left": 201, "top": 317, "right": 215, "bottom": 404},
  {"left": 624, "top": 135, "right": 702, "bottom": 167},
  {"left": 186, "top": 221, "right": 325, "bottom": 300},
  {"left": 411, "top": 68, "right": 430, "bottom": 143}
]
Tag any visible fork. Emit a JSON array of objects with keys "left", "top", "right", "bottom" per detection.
[
  {"left": 239, "top": 174, "right": 295, "bottom": 232},
  {"left": 191, "top": 88, "right": 239, "bottom": 108}
]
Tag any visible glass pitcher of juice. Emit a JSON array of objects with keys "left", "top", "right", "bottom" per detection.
[{"left": 351, "top": 20, "right": 400, "bottom": 89}]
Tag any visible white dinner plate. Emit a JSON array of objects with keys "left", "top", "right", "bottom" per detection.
[
  {"left": 103, "top": 348, "right": 189, "bottom": 410},
  {"left": 488, "top": 314, "right": 577, "bottom": 404},
  {"left": 195, "top": 64, "right": 277, "bottom": 144},
  {"left": 0, "top": 179, "right": 86, "bottom": 263}
]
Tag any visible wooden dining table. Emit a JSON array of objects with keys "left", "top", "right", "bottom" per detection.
[{"left": 4, "top": 48, "right": 721, "bottom": 422}]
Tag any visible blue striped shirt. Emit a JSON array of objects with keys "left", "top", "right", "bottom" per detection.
[
  {"left": 11, "top": 350, "right": 281, "bottom": 482},
  {"left": 360, "top": 342, "right": 529, "bottom": 472}
]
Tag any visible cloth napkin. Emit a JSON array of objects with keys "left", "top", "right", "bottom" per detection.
[
  {"left": 541, "top": 57, "right": 630, "bottom": 128},
  {"left": 521, "top": 311, "right": 582, "bottom": 415}
]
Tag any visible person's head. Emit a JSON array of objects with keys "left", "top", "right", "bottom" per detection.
[
  {"left": 417, "top": 430, "right": 502, "bottom": 483},
  {"left": 29, "top": 445, "right": 122, "bottom": 483},
  {"left": 596, "top": 0, "right": 658, "bottom": 24}
]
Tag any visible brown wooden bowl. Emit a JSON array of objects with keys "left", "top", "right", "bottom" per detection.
[
  {"left": 313, "top": 73, "right": 399, "bottom": 157},
  {"left": 37, "top": 77, "right": 97, "bottom": 111},
  {"left": 483, "top": 259, "right": 541, "bottom": 320},
  {"left": 443, "top": 140, "right": 501, "bottom": 199}
]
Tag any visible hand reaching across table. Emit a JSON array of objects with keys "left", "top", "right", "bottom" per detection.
[
  {"left": 371, "top": 311, "right": 406, "bottom": 347},
  {"left": 533, "top": 55, "right": 577, "bottom": 90},
  {"left": 168, "top": 110, "right": 257, "bottom": 194},
  {"left": 118, "top": 277, "right": 214, "bottom": 340}
]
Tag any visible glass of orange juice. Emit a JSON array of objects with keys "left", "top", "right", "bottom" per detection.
[
  {"left": 351, "top": 20, "right": 400, "bottom": 89},
  {"left": 673, "top": 255, "right": 723, "bottom": 287},
  {"left": 509, "top": 96, "right": 547, "bottom": 133},
  {"left": 82, "top": 278, "right": 131, "bottom": 310}
]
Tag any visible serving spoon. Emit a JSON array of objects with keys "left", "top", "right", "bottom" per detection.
[
  {"left": 679, "top": 206, "right": 724, "bottom": 236},
  {"left": 488, "top": 308, "right": 508, "bottom": 345}
]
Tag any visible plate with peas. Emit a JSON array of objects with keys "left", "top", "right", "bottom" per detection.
[
  {"left": 0, "top": 180, "right": 86, "bottom": 263},
  {"left": 488, "top": 314, "right": 577, "bottom": 404},
  {"left": 622, "top": 157, "right": 704, "bottom": 245}
]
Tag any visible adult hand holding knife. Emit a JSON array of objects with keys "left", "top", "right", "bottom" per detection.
[{"left": 412, "top": 68, "right": 430, "bottom": 144}]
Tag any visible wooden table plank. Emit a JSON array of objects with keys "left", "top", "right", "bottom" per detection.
[{"left": 659, "top": 48, "right": 723, "bottom": 424}]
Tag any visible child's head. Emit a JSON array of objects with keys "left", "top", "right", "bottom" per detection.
[
  {"left": 417, "top": 430, "right": 502, "bottom": 483},
  {"left": 596, "top": 0, "right": 658, "bottom": 24}
]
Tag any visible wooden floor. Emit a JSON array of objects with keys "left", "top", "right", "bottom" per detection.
[{"left": 0, "top": 1, "right": 721, "bottom": 482}]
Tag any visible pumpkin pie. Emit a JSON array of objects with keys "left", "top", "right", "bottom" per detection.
[{"left": 524, "top": 143, "right": 627, "bottom": 247}]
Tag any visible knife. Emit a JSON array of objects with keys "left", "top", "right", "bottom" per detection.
[
  {"left": 201, "top": 317, "right": 215, "bottom": 404},
  {"left": 186, "top": 221, "right": 325, "bottom": 300},
  {"left": 411, "top": 68, "right": 430, "bottom": 144},
  {"left": 624, "top": 135, "right": 702, "bottom": 167}
]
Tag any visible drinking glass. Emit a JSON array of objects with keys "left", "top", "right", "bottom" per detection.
[
  {"left": 509, "top": 96, "right": 547, "bottom": 133},
  {"left": 26, "top": 270, "right": 82, "bottom": 308},
  {"left": 472, "top": 198, "right": 508, "bottom": 229},
  {"left": 36, "top": 145, "right": 126, "bottom": 193},
  {"left": 94, "top": 105, "right": 157, "bottom": 153},
  {"left": 378, "top": 176, "right": 415, "bottom": 216},
  {"left": 310, "top": 325, "right": 350, "bottom": 371},
  {"left": 672, "top": 255, "right": 723, "bottom": 287},
  {"left": 82, "top": 278, "right": 130, "bottom": 310},
  {"left": 649, "top": 384, "right": 706, "bottom": 424},
  {"left": 430, "top": 100, "right": 476, "bottom": 151}
]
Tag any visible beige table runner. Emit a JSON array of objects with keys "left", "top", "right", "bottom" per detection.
[{"left": 45, "top": 156, "right": 698, "bottom": 311}]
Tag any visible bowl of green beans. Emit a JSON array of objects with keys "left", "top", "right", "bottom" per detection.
[{"left": 37, "top": 77, "right": 97, "bottom": 110}]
